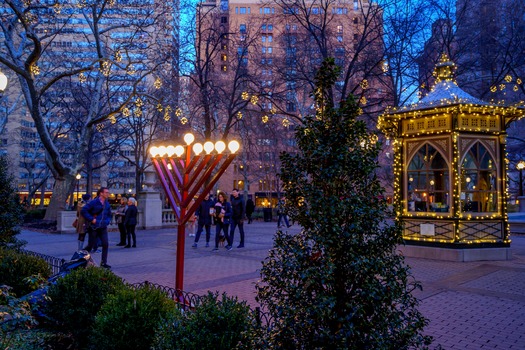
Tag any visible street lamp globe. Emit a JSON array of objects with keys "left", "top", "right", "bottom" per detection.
[
  {"left": 76, "top": 173, "right": 81, "bottom": 180},
  {"left": 517, "top": 161, "right": 525, "bottom": 171}
]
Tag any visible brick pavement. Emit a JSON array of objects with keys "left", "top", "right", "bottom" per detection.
[{"left": 18, "top": 218, "right": 525, "bottom": 349}]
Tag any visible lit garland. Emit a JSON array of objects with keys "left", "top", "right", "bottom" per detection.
[
  {"left": 378, "top": 55, "right": 522, "bottom": 245},
  {"left": 154, "top": 77, "right": 162, "bottom": 89}
]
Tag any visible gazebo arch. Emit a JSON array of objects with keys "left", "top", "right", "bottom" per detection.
[
  {"left": 406, "top": 142, "right": 450, "bottom": 213},
  {"left": 460, "top": 141, "right": 499, "bottom": 213}
]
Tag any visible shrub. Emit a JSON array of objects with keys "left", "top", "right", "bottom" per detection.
[
  {"left": 91, "top": 284, "right": 176, "bottom": 350},
  {"left": 152, "top": 292, "right": 254, "bottom": 350},
  {"left": 45, "top": 266, "right": 126, "bottom": 347},
  {"left": 0, "top": 156, "right": 25, "bottom": 249},
  {"left": 0, "top": 248, "right": 51, "bottom": 297},
  {"left": 24, "top": 209, "right": 46, "bottom": 222}
]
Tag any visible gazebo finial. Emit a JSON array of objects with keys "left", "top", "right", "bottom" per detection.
[{"left": 433, "top": 53, "right": 456, "bottom": 83}]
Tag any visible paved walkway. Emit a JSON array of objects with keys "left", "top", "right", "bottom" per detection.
[{"left": 19, "top": 217, "right": 525, "bottom": 349}]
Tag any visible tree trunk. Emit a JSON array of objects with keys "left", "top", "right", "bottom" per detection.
[{"left": 43, "top": 176, "right": 74, "bottom": 221}]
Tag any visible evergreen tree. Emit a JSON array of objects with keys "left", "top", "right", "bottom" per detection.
[
  {"left": 0, "top": 156, "right": 25, "bottom": 248},
  {"left": 255, "top": 59, "right": 432, "bottom": 349}
]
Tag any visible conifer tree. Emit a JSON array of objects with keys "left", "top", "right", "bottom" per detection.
[
  {"left": 255, "top": 59, "right": 432, "bottom": 349},
  {"left": 0, "top": 156, "right": 25, "bottom": 248}
]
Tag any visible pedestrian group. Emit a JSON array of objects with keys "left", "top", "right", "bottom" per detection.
[{"left": 77, "top": 188, "right": 138, "bottom": 269}]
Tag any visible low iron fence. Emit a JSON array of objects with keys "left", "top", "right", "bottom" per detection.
[
  {"left": 21, "top": 249, "right": 66, "bottom": 275},
  {"left": 20, "top": 250, "right": 274, "bottom": 327}
]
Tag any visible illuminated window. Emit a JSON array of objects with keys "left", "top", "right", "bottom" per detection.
[
  {"left": 407, "top": 144, "right": 449, "bottom": 213},
  {"left": 460, "top": 142, "right": 498, "bottom": 213},
  {"left": 221, "top": 54, "right": 227, "bottom": 61}
]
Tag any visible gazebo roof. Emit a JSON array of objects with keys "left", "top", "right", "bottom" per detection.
[
  {"left": 403, "top": 55, "right": 488, "bottom": 112},
  {"left": 414, "top": 79, "right": 488, "bottom": 109}
]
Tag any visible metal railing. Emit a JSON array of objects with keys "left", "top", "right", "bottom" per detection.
[
  {"left": 18, "top": 251, "right": 275, "bottom": 327},
  {"left": 130, "top": 281, "right": 274, "bottom": 327},
  {"left": 20, "top": 249, "right": 66, "bottom": 275}
]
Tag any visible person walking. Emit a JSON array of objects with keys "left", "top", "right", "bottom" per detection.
[
  {"left": 229, "top": 188, "right": 246, "bottom": 248},
  {"left": 212, "top": 191, "right": 232, "bottom": 251},
  {"left": 75, "top": 194, "right": 91, "bottom": 250},
  {"left": 114, "top": 197, "right": 127, "bottom": 246},
  {"left": 124, "top": 197, "right": 138, "bottom": 248},
  {"left": 245, "top": 196, "right": 255, "bottom": 224},
  {"left": 277, "top": 197, "right": 291, "bottom": 228},
  {"left": 81, "top": 187, "right": 112, "bottom": 269},
  {"left": 192, "top": 193, "right": 214, "bottom": 248}
]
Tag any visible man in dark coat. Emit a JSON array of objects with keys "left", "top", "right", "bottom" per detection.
[
  {"left": 192, "top": 193, "right": 215, "bottom": 248},
  {"left": 229, "top": 188, "right": 246, "bottom": 248},
  {"left": 81, "top": 187, "right": 112, "bottom": 269},
  {"left": 245, "top": 196, "right": 255, "bottom": 224}
]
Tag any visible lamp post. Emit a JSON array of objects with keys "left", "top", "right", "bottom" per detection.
[
  {"left": 517, "top": 161, "right": 525, "bottom": 197},
  {"left": 75, "top": 174, "right": 81, "bottom": 202},
  {"left": 150, "top": 133, "right": 239, "bottom": 295}
]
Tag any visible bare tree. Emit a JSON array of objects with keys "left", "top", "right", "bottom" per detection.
[{"left": 0, "top": 0, "right": 173, "bottom": 220}]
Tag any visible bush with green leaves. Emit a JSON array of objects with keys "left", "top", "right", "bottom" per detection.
[
  {"left": 45, "top": 266, "right": 126, "bottom": 347},
  {"left": 90, "top": 284, "right": 176, "bottom": 350},
  {"left": 255, "top": 59, "right": 432, "bottom": 349},
  {"left": 0, "top": 156, "right": 25, "bottom": 249},
  {"left": 152, "top": 292, "right": 254, "bottom": 350},
  {"left": 0, "top": 248, "right": 51, "bottom": 297}
]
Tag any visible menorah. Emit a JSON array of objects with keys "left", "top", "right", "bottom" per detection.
[{"left": 149, "top": 133, "right": 240, "bottom": 292}]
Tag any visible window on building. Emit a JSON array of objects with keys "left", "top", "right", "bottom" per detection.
[
  {"left": 460, "top": 142, "right": 498, "bottom": 213},
  {"left": 353, "top": 17, "right": 358, "bottom": 24},
  {"left": 286, "top": 102, "right": 296, "bottom": 112},
  {"left": 337, "top": 25, "right": 343, "bottom": 33},
  {"left": 354, "top": 0, "right": 358, "bottom": 10},
  {"left": 221, "top": 54, "right": 227, "bottom": 61},
  {"left": 268, "top": 24, "right": 273, "bottom": 31},
  {"left": 240, "top": 24, "right": 246, "bottom": 33},
  {"left": 240, "top": 7, "right": 247, "bottom": 14},
  {"left": 407, "top": 143, "right": 449, "bottom": 213},
  {"left": 337, "top": 35, "right": 343, "bottom": 42},
  {"left": 221, "top": 16, "right": 227, "bottom": 23},
  {"left": 222, "top": 65, "right": 227, "bottom": 72}
]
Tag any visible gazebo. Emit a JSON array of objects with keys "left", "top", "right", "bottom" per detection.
[{"left": 378, "top": 55, "right": 524, "bottom": 261}]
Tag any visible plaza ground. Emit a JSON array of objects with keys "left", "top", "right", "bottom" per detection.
[{"left": 20, "top": 214, "right": 525, "bottom": 349}]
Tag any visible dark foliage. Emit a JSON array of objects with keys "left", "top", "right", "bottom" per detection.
[
  {"left": 91, "top": 284, "right": 176, "bottom": 350},
  {"left": 0, "top": 156, "right": 25, "bottom": 249},
  {"left": 44, "top": 266, "right": 126, "bottom": 348},
  {"left": 0, "top": 248, "right": 51, "bottom": 297},
  {"left": 152, "top": 292, "right": 254, "bottom": 350},
  {"left": 255, "top": 59, "right": 432, "bottom": 349}
]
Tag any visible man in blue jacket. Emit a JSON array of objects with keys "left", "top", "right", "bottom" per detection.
[
  {"left": 192, "top": 193, "right": 214, "bottom": 248},
  {"left": 81, "top": 187, "right": 113, "bottom": 269}
]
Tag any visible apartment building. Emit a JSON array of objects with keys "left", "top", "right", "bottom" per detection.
[{"left": 195, "top": 0, "right": 389, "bottom": 205}]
